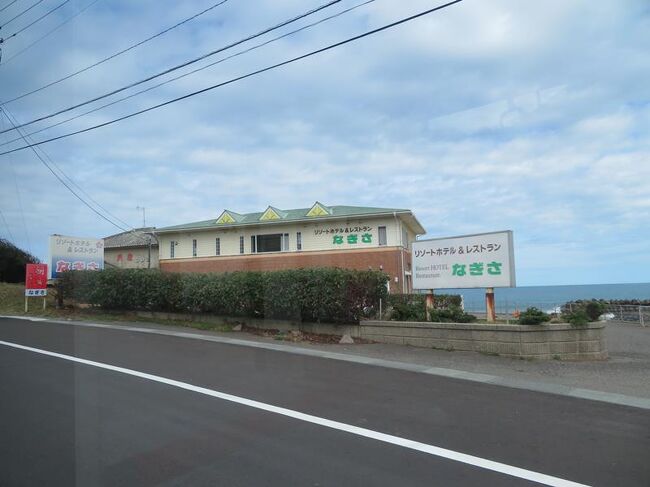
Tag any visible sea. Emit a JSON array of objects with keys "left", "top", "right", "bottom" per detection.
[{"left": 439, "top": 283, "right": 650, "bottom": 313}]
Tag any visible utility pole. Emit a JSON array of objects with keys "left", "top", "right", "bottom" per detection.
[{"left": 136, "top": 206, "right": 146, "bottom": 227}]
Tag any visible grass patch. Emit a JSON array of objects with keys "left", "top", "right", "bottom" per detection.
[
  {"left": 0, "top": 282, "right": 235, "bottom": 333},
  {"left": 0, "top": 282, "right": 58, "bottom": 316},
  {"left": 479, "top": 350, "right": 500, "bottom": 357}
]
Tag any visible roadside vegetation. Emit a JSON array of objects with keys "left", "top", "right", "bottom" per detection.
[
  {"left": 0, "top": 239, "right": 39, "bottom": 283},
  {"left": 385, "top": 293, "right": 476, "bottom": 323},
  {"left": 57, "top": 268, "right": 388, "bottom": 324},
  {"left": 517, "top": 301, "right": 605, "bottom": 326}
]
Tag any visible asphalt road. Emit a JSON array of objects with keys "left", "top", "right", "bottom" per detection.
[{"left": 0, "top": 317, "right": 648, "bottom": 486}]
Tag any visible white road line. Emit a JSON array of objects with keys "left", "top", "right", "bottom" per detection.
[
  {"left": 0, "top": 339, "right": 589, "bottom": 487},
  {"left": 3, "top": 316, "right": 649, "bottom": 410}
]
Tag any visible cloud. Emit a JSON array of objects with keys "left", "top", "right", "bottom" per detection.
[{"left": 0, "top": 0, "right": 649, "bottom": 285}]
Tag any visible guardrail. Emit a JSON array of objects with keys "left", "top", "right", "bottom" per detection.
[{"left": 461, "top": 301, "right": 649, "bottom": 326}]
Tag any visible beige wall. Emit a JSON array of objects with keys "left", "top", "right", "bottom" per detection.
[
  {"left": 105, "top": 246, "right": 159, "bottom": 269},
  {"left": 158, "top": 215, "right": 417, "bottom": 260}
]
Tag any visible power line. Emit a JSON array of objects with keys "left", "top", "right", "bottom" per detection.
[
  {"left": 0, "top": 106, "right": 131, "bottom": 232},
  {"left": 0, "top": 109, "right": 32, "bottom": 251},
  {"left": 0, "top": 0, "right": 104, "bottom": 65},
  {"left": 0, "top": 0, "right": 375, "bottom": 149},
  {"left": 0, "top": 0, "right": 342, "bottom": 130},
  {"left": 1, "top": 0, "right": 71, "bottom": 43},
  {"left": 0, "top": 0, "right": 230, "bottom": 104},
  {"left": 0, "top": 1, "right": 20, "bottom": 14},
  {"left": 0, "top": 209, "right": 16, "bottom": 241},
  {"left": 0, "top": 0, "right": 45, "bottom": 29},
  {"left": 0, "top": 0, "right": 463, "bottom": 156},
  {"left": 0, "top": 0, "right": 349, "bottom": 135},
  {"left": 1, "top": 106, "right": 152, "bottom": 244}
]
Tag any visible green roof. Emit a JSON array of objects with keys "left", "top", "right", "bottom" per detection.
[{"left": 157, "top": 203, "right": 415, "bottom": 233}]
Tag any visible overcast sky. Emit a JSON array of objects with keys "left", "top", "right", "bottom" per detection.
[{"left": 0, "top": 0, "right": 648, "bottom": 286}]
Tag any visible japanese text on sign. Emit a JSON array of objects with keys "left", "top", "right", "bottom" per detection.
[
  {"left": 332, "top": 233, "right": 373, "bottom": 245},
  {"left": 25, "top": 263, "right": 48, "bottom": 297},
  {"left": 314, "top": 226, "right": 372, "bottom": 235},
  {"left": 412, "top": 231, "right": 515, "bottom": 290},
  {"left": 49, "top": 235, "right": 104, "bottom": 279}
]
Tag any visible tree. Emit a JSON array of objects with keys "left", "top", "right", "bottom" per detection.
[{"left": 0, "top": 238, "right": 39, "bottom": 283}]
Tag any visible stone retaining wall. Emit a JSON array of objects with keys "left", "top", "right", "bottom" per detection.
[
  {"left": 135, "top": 311, "right": 607, "bottom": 360},
  {"left": 359, "top": 321, "right": 607, "bottom": 360}
]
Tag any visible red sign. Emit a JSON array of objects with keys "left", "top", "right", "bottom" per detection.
[{"left": 25, "top": 263, "right": 48, "bottom": 297}]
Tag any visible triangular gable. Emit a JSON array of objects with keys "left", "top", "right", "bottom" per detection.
[
  {"left": 260, "top": 206, "right": 282, "bottom": 221},
  {"left": 306, "top": 202, "right": 330, "bottom": 217},
  {"left": 216, "top": 210, "right": 239, "bottom": 224}
]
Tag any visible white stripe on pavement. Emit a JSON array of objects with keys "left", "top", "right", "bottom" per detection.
[{"left": 0, "top": 339, "right": 590, "bottom": 487}]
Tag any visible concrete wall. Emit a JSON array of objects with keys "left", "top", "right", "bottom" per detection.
[
  {"left": 359, "top": 321, "right": 607, "bottom": 360},
  {"left": 105, "top": 246, "right": 159, "bottom": 269},
  {"left": 135, "top": 311, "right": 607, "bottom": 360}
]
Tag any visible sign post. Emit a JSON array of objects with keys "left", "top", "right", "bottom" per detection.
[
  {"left": 486, "top": 287, "right": 496, "bottom": 322},
  {"left": 25, "top": 263, "right": 48, "bottom": 312},
  {"left": 412, "top": 231, "right": 516, "bottom": 321},
  {"left": 425, "top": 289, "right": 435, "bottom": 321}
]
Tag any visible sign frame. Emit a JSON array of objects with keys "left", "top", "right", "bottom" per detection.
[
  {"left": 412, "top": 230, "right": 516, "bottom": 290},
  {"left": 48, "top": 234, "right": 104, "bottom": 279}
]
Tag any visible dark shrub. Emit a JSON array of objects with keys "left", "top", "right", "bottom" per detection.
[
  {"left": 564, "top": 310, "right": 589, "bottom": 327},
  {"left": 430, "top": 306, "right": 477, "bottom": 323},
  {"left": 518, "top": 307, "right": 551, "bottom": 325},
  {"left": 584, "top": 301, "right": 604, "bottom": 321},
  {"left": 385, "top": 295, "right": 474, "bottom": 323}
]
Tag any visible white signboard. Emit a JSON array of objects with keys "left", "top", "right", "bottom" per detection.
[
  {"left": 48, "top": 235, "right": 104, "bottom": 279},
  {"left": 412, "top": 231, "right": 515, "bottom": 290}
]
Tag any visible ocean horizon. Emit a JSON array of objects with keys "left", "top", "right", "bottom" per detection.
[{"left": 438, "top": 282, "right": 650, "bottom": 312}]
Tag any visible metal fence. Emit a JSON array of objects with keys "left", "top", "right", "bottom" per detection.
[{"left": 461, "top": 300, "right": 649, "bottom": 326}]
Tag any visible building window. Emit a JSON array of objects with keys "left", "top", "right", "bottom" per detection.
[
  {"left": 402, "top": 227, "right": 409, "bottom": 249},
  {"left": 170, "top": 241, "right": 175, "bottom": 258},
  {"left": 215, "top": 237, "right": 220, "bottom": 256},
  {"left": 239, "top": 236, "right": 244, "bottom": 254},
  {"left": 250, "top": 233, "right": 290, "bottom": 253},
  {"left": 296, "top": 232, "right": 302, "bottom": 251},
  {"left": 192, "top": 239, "right": 197, "bottom": 257},
  {"left": 378, "top": 226, "right": 387, "bottom": 246}
]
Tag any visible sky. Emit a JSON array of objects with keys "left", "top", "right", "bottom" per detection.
[{"left": 0, "top": 0, "right": 648, "bottom": 286}]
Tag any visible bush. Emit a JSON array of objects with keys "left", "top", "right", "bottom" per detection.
[
  {"left": 584, "top": 301, "right": 605, "bottom": 321},
  {"left": 387, "top": 294, "right": 426, "bottom": 321},
  {"left": 561, "top": 300, "right": 606, "bottom": 321},
  {"left": 386, "top": 294, "right": 465, "bottom": 322},
  {"left": 565, "top": 310, "right": 589, "bottom": 327},
  {"left": 58, "top": 267, "right": 388, "bottom": 324},
  {"left": 429, "top": 306, "right": 477, "bottom": 323},
  {"left": 518, "top": 307, "right": 551, "bottom": 325}
]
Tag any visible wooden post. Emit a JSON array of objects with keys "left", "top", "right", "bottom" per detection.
[
  {"left": 486, "top": 287, "right": 496, "bottom": 322},
  {"left": 43, "top": 297, "right": 47, "bottom": 310},
  {"left": 425, "top": 289, "right": 434, "bottom": 321},
  {"left": 25, "top": 296, "right": 28, "bottom": 313}
]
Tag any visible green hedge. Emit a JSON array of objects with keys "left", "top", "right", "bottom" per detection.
[{"left": 58, "top": 268, "right": 388, "bottom": 324}]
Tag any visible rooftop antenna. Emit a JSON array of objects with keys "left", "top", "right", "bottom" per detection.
[{"left": 136, "top": 206, "right": 146, "bottom": 227}]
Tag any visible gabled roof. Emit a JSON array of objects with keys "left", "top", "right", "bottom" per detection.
[
  {"left": 306, "top": 201, "right": 331, "bottom": 217},
  {"left": 259, "top": 206, "right": 287, "bottom": 221},
  {"left": 103, "top": 228, "right": 158, "bottom": 249},
  {"left": 216, "top": 210, "right": 245, "bottom": 224},
  {"left": 157, "top": 203, "right": 426, "bottom": 234}
]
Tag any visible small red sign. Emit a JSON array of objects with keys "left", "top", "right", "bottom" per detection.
[{"left": 25, "top": 263, "right": 48, "bottom": 297}]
